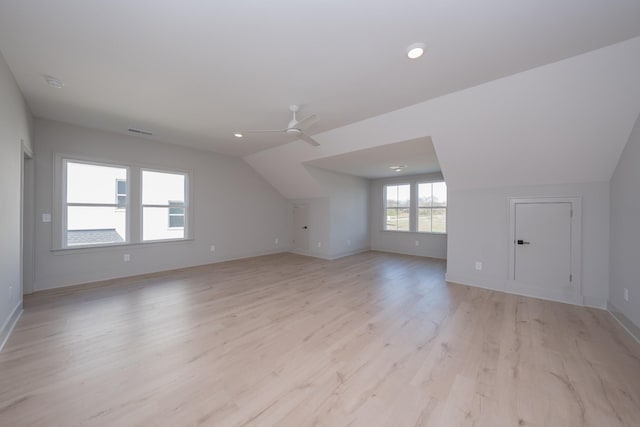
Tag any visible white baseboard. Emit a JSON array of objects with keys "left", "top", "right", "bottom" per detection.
[
  {"left": 289, "top": 247, "right": 370, "bottom": 261},
  {"left": 445, "top": 273, "right": 605, "bottom": 309},
  {"left": 608, "top": 302, "right": 640, "bottom": 345},
  {"left": 0, "top": 301, "right": 23, "bottom": 352}
]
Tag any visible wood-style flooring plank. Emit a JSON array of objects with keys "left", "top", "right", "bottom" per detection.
[{"left": 1, "top": 251, "right": 639, "bottom": 426}]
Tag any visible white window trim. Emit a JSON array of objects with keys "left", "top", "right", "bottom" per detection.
[
  {"left": 383, "top": 183, "right": 411, "bottom": 232},
  {"left": 53, "top": 153, "right": 193, "bottom": 250},
  {"left": 140, "top": 168, "right": 189, "bottom": 241},
  {"left": 416, "top": 181, "right": 448, "bottom": 234},
  {"left": 380, "top": 176, "right": 447, "bottom": 235}
]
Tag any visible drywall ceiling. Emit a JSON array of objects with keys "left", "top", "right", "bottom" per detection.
[
  {"left": 0, "top": 1, "right": 639, "bottom": 156},
  {"left": 245, "top": 38, "right": 640, "bottom": 198},
  {"left": 305, "top": 137, "right": 440, "bottom": 179}
]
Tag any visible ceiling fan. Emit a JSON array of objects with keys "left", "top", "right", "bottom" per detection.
[{"left": 239, "top": 105, "right": 320, "bottom": 146}]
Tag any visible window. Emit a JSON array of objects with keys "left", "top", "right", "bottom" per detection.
[
  {"left": 384, "top": 184, "right": 410, "bottom": 231},
  {"left": 382, "top": 180, "right": 447, "bottom": 234},
  {"left": 418, "top": 182, "right": 447, "bottom": 233},
  {"left": 115, "top": 179, "right": 126, "bottom": 209},
  {"left": 57, "top": 156, "right": 189, "bottom": 249},
  {"left": 142, "top": 170, "right": 187, "bottom": 241},
  {"left": 64, "top": 160, "right": 128, "bottom": 247}
]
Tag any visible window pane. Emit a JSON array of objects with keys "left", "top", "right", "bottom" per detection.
[
  {"left": 67, "top": 206, "right": 126, "bottom": 246},
  {"left": 432, "top": 208, "right": 447, "bottom": 233},
  {"left": 143, "top": 207, "right": 185, "bottom": 241},
  {"left": 418, "top": 207, "right": 432, "bottom": 232},
  {"left": 67, "top": 162, "right": 126, "bottom": 204},
  {"left": 397, "top": 184, "right": 410, "bottom": 208},
  {"left": 385, "top": 208, "right": 398, "bottom": 230},
  {"left": 432, "top": 182, "right": 447, "bottom": 207},
  {"left": 116, "top": 179, "right": 126, "bottom": 194},
  {"left": 385, "top": 185, "right": 398, "bottom": 207},
  {"left": 418, "top": 183, "right": 432, "bottom": 207},
  {"left": 397, "top": 207, "right": 410, "bottom": 231},
  {"left": 142, "top": 170, "right": 185, "bottom": 205}
]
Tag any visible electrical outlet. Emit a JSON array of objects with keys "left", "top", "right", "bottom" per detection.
[
  {"left": 274, "top": 238, "right": 279, "bottom": 245},
  {"left": 624, "top": 288, "right": 629, "bottom": 302},
  {"left": 210, "top": 245, "right": 215, "bottom": 252},
  {"left": 415, "top": 240, "right": 420, "bottom": 247},
  {"left": 347, "top": 239, "right": 351, "bottom": 246},
  {"left": 475, "top": 261, "right": 482, "bottom": 271},
  {"left": 42, "top": 213, "right": 51, "bottom": 223},
  {"left": 123, "top": 254, "right": 130, "bottom": 262},
  {"left": 317, "top": 242, "right": 322, "bottom": 248}
]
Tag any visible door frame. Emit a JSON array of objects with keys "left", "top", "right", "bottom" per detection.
[
  {"left": 507, "top": 197, "right": 582, "bottom": 305},
  {"left": 20, "top": 142, "right": 35, "bottom": 295}
]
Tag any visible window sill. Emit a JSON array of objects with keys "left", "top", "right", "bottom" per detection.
[{"left": 51, "top": 238, "right": 194, "bottom": 254}]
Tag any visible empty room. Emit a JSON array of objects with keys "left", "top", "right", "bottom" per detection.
[{"left": 1, "top": 1, "right": 640, "bottom": 426}]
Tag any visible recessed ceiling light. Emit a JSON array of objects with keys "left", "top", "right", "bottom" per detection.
[
  {"left": 406, "top": 43, "right": 425, "bottom": 59},
  {"left": 44, "top": 75, "right": 64, "bottom": 88},
  {"left": 233, "top": 133, "right": 244, "bottom": 138}
]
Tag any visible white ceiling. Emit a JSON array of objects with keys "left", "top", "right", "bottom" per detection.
[
  {"left": 0, "top": 1, "right": 639, "bottom": 157},
  {"left": 305, "top": 137, "right": 440, "bottom": 179}
]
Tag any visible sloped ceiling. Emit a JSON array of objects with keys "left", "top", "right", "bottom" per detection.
[
  {"left": 245, "top": 38, "right": 640, "bottom": 198},
  {"left": 0, "top": 1, "right": 639, "bottom": 156}
]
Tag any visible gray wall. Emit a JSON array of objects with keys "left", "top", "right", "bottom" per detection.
[
  {"left": 370, "top": 173, "right": 447, "bottom": 259},
  {"left": 33, "top": 119, "right": 291, "bottom": 290},
  {"left": 291, "top": 167, "right": 370, "bottom": 259},
  {"left": 610, "top": 113, "right": 640, "bottom": 328},
  {"left": 445, "top": 181, "right": 610, "bottom": 307},
  {"left": 0, "top": 51, "right": 33, "bottom": 346}
]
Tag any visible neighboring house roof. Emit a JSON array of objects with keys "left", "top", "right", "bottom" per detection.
[{"left": 67, "top": 229, "right": 124, "bottom": 246}]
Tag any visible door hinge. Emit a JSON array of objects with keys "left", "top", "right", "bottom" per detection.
[
  {"left": 570, "top": 209, "right": 573, "bottom": 218},
  {"left": 570, "top": 274, "right": 573, "bottom": 282}
]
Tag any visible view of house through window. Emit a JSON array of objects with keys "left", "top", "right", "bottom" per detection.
[
  {"left": 385, "top": 184, "right": 411, "bottom": 231},
  {"left": 142, "top": 170, "right": 186, "bottom": 241},
  {"left": 65, "top": 161, "right": 127, "bottom": 246}
]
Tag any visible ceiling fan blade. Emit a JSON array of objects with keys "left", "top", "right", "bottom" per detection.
[
  {"left": 241, "top": 129, "right": 287, "bottom": 133},
  {"left": 295, "top": 114, "right": 319, "bottom": 131},
  {"left": 299, "top": 132, "right": 320, "bottom": 146}
]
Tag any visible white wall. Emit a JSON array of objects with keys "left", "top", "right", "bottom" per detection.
[
  {"left": 33, "top": 119, "right": 291, "bottom": 290},
  {"left": 445, "top": 181, "right": 610, "bottom": 307},
  {"left": 370, "top": 173, "right": 447, "bottom": 259},
  {"left": 0, "top": 50, "right": 33, "bottom": 347},
  {"left": 289, "top": 197, "right": 331, "bottom": 258},
  {"left": 610, "top": 114, "right": 640, "bottom": 329},
  {"left": 291, "top": 167, "right": 370, "bottom": 259}
]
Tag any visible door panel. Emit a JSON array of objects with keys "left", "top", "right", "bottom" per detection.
[
  {"left": 514, "top": 202, "right": 571, "bottom": 289},
  {"left": 293, "top": 205, "right": 309, "bottom": 250}
]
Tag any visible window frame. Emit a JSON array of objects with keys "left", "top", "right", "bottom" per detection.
[
  {"left": 383, "top": 183, "right": 412, "bottom": 232},
  {"left": 380, "top": 177, "right": 447, "bottom": 235},
  {"left": 417, "top": 181, "right": 447, "bottom": 234},
  {"left": 54, "top": 153, "right": 192, "bottom": 250},
  {"left": 140, "top": 168, "right": 189, "bottom": 241}
]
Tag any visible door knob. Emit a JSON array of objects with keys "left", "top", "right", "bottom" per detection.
[
  {"left": 516, "top": 239, "right": 530, "bottom": 245},
  {"left": 303, "top": 226, "right": 308, "bottom": 229}
]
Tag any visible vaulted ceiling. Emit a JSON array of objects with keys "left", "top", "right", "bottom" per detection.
[
  {"left": 1, "top": 1, "right": 639, "bottom": 198},
  {"left": 0, "top": 0, "right": 639, "bottom": 157}
]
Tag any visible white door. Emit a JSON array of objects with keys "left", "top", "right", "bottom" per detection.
[
  {"left": 513, "top": 202, "right": 572, "bottom": 292},
  {"left": 293, "top": 205, "right": 309, "bottom": 251}
]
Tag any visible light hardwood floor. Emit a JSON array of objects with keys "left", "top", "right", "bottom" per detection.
[{"left": 1, "top": 251, "right": 639, "bottom": 426}]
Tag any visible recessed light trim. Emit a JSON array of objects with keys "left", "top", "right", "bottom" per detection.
[
  {"left": 406, "top": 43, "right": 426, "bottom": 59},
  {"left": 44, "top": 75, "right": 64, "bottom": 88},
  {"left": 233, "top": 133, "right": 244, "bottom": 138}
]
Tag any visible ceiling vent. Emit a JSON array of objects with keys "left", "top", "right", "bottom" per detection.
[{"left": 127, "top": 128, "right": 153, "bottom": 136}]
